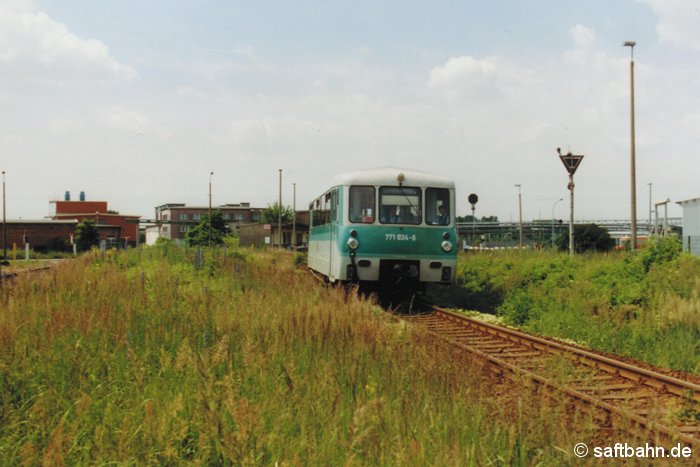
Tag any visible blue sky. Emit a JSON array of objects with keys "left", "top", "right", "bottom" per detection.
[{"left": 1, "top": 0, "right": 698, "bottom": 222}]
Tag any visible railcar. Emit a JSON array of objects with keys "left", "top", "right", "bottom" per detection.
[{"left": 308, "top": 167, "right": 457, "bottom": 290}]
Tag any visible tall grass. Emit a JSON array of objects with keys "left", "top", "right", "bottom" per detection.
[
  {"left": 0, "top": 245, "right": 593, "bottom": 464},
  {"left": 456, "top": 237, "right": 700, "bottom": 373}
]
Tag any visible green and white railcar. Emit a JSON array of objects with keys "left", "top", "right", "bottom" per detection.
[{"left": 308, "top": 167, "right": 457, "bottom": 288}]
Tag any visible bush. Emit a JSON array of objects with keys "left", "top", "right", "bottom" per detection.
[
  {"left": 640, "top": 235, "right": 682, "bottom": 272},
  {"left": 558, "top": 223, "right": 615, "bottom": 253}
]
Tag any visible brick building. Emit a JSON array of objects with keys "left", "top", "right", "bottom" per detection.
[
  {"left": 52, "top": 193, "right": 140, "bottom": 247},
  {"left": 153, "top": 203, "right": 264, "bottom": 244},
  {"left": 0, "top": 220, "right": 78, "bottom": 254},
  {"left": 0, "top": 219, "right": 125, "bottom": 255}
]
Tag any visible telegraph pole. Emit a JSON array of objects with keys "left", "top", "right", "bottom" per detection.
[{"left": 557, "top": 148, "right": 584, "bottom": 256}]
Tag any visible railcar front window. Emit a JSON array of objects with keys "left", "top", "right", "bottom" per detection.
[
  {"left": 349, "top": 186, "right": 375, "bottom": 223},
  {"left": 379, "top": 187, "right": 421, "bottom": 225},
  {"left": 426, "top": 188, "right": 451, "bottom": 225}
]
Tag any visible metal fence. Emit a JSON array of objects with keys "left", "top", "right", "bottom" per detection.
[{"left": 683, "top": 235, "right": 700, "bottom": 257}]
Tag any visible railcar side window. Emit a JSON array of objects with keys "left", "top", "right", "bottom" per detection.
[
  {"left": 379, "top": 187, "right": 421, "bottom": 225},
  {"left": 349, "top": 186, "right": 375, "bottom": 223},
  {"left": 426, "top": 188, "right": 451, "bottom": 225}
]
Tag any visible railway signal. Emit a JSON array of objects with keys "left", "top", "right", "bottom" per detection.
[
  {"left": 557, "top": 148, "right": 584, "bottom": 256},
  {"left": 468, "top": 193, "right": 478, "bottom": 237}
]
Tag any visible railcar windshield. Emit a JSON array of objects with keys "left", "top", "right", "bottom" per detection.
[
  {"left": 349, "top": 186, "right": 375, "bottom": 223},
  {"left": 426, "top": 188, "right": 451, "bottom": 225},
  {"left": 379, "top": 187, "right": 421, "bottom": 225}
]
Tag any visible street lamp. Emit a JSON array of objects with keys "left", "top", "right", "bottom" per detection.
[
  {"left": 2, "top": 171, "right": 6, "bottom": 265},
  {"left": 278, "top": 169, "right": 282, "bottom": 248},
  {"left": 551, "top": 198, "right": 563, "bottom": 248},
  {"left": 208, "top": 171, "right": 214, "bottom": 247},
  {"left": 647, "top": 182, "right": 652, "bottom": 235},
  {"left": 515, "top": 184, "right": 523, "bottom": 249},
  {"left": 292, "top": 182, "right": 296, "bottom": 251},
  {"left": 624, "top": 40, "right": 637, "bottom": 250}
]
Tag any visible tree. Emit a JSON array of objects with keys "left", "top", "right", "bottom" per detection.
[
  {"left": 262, "top": 203, "right": 294, "bottom": 224},
  {"left": 185, "top": 211, "right": 230, "bottom": 246},
  {"left": 558, "top": 223, "right": 615, "bottom": 253},
  {"left": 75, "top": 219, "right": 100, "bottom": 251}
]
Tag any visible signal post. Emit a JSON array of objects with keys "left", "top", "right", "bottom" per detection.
[{"left": 557, "top": 148, "right": 583, "bottom": 256}]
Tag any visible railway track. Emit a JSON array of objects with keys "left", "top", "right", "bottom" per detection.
[{"left": 403, "top": 306, "right": 700, "bottom": 449}]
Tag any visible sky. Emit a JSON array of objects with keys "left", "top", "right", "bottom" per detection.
[{"left": 1, "top": 0, "right": 699, "bottom": 223}]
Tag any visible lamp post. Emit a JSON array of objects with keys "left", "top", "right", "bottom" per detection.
[
  {"left": 278, "top": 169, "right": 282, "bottom": 248},
  {"left": 624, "top": 40, "right": 637, "bottom": 250},
  {"left": 551, "top": 198, "right": 563, "bottom": 248},
  {"left": 292, "top": 182, "right": 296, "bottom": 251},
  {"left": 515, "top": 184, "right": 523, "bottom": 249},
  {"left": 208, "top": 171, "right": 213, "bottom": 247},
  {"left": 647, "top": 182, "right": 652, "bottom": 235},
  {"left": 2, "top": 171, "right": 6, "bottom": 264}
]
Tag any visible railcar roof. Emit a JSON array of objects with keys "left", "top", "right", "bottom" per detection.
[{"left": 329, "top": 167, "right": 454, "bottom": 188}]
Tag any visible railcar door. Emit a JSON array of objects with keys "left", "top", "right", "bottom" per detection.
[{"left": 328, "top": 188, "right": 338, "bottom": 279}]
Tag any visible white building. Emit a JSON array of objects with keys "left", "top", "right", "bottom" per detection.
[{"left": 676, "top": 197, "right": 700, "bottom": 256}]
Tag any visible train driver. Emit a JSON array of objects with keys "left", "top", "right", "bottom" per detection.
[{"left": 437, "top": 204, "right": 450, "bottom": 225}]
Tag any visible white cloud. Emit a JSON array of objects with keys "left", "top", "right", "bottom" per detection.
[
  {"left": 640, "top": 0, "right": 700, "bottom": 50},
  {"left": 427, "top": 55, "right": 498, "bottom": 95},
  {"left": 0, "top": 1, "right": 135, "bottom": 79},
  {"left": 571, "top": 24, "right": 596, "bottom": 49}
]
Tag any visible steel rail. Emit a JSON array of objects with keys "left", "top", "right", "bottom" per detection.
[
  {"left": 405, "top": 306, "right": 700, "bottom": 448},
  {"left": 432, "top": 307, "right": 700, "bottom": 403}
]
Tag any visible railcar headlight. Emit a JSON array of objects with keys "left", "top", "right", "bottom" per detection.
[
  {"left": 347, "top": 237, "right": 359, "bottom": 250},
  {"left": 441, "top": 240, "right": 453, "bottom": 252}
]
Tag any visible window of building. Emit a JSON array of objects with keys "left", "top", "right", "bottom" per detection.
[
  {"left": 179, "top": 213, "right": 189, "bottom": 220},
  {"left": 179, "top": 226, "right": 188, "bottom": 233},
  {"left": 251, "top": 212, "right": 261, "bottom": 222},
  {"left": 232, "top": 213, "right": 244, "bottom": 222},
  {"left": 193, "top": 213, "right": 201, "bottom": 221},
  {"left": 379, "top": 187, "right": 421, "bottom": 225}
]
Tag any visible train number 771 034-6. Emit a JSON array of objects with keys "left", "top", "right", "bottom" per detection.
[{"left": 385, "top": 233, "right": 416, "bottom": 241}]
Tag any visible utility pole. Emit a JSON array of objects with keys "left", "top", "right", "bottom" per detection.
[
  {"left": 557, "top": 148, "right": 584, "bottom": 256},
  {"left": 208, "top": 172, "right": 214, "bottom": 247},
  {"left": 292, "top": 182, "right": 296, "bottom": 251},
  {"left": 647, "top": 182, "right": 652, "bottom": 235},
  {"left": 625, "top": 41, "right": 637, "bottom": 250},
  {"left": 2, "top": 171, "right": 6, "bottom": 265},
  {"left": 278, "top": 169, "right": 282, "bottom": 248},
  {"left": 515, "top": 185, "right": 523, "bottom": 249}
]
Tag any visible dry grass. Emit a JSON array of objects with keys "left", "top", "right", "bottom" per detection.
[{"left": 0, "top": 246, "right": 599, "bottom": 465}]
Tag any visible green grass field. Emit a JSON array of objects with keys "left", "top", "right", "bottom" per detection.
[
  {"left": 0, "top": 246, "right": 597, "bottom": 465},
  {"left": 1, "top": 242, "right": 696, "bottom": 464},
  {"left": 454, "top": 236, "right": 700, "bottom": 374}
]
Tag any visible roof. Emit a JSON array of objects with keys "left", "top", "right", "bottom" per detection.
[
  {"left": 156, "top": 204, "right": 262, "bottom": 211},
  {"left": 54, "top": 212, "right": 141, "bottom": 219},
  {"left": 329, "top": 167, "right": 455, "bottom": 189},
  {"left": 676, "top": 197, "right": 700, "bottom": 206},
  {"left": 4, "top": 219, "right": 79, "bottom": 225}
]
